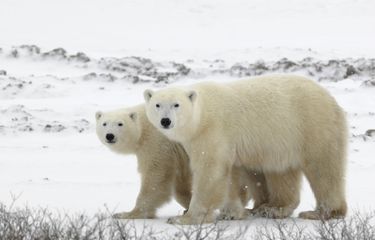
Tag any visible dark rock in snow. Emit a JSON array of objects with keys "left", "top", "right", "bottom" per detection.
[
  {"left": 345, "top": 65, "right": 358, "bottom": 78},
  {"left": 44, "top": 123, "right": 66, "bottom": 132},
  {"left": 365, "top": 129, "right": 375, "bottom": 137},
  {"left": 42, "top": 48, "right": 67, "bottom": 59},
  {"left": 82, "top": 72, "right": 98, "bottom": 81},
  {"left": 69, "top": 52, "right": 90, "bottom": 62},
  {"left": 19, "top": 45, "right": 41, "bottom": 55},
  {"left": 361, "top": 79, "right": 375, "bottom": 87}
]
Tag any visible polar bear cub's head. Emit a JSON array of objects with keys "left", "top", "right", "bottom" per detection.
[
  {"left": 95, "top": 109, "right": 140, "bottom": 154},
  {"left": 143, "top": 88, "right": 198, "bottom": 141}
]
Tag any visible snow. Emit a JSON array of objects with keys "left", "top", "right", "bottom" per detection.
[{"left": 0, "top": 0, "right": 374, "bottom": 235}]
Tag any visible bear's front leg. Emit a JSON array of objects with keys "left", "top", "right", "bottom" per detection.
[
  {"left": 114, "top": 163, "right": 174, "bottom": 219},
  {"left": 168, "top": 147, "right": 234, "bottom": 225},
  {"left": 113, "top": 209, "right": 153, "bottom": 219}
]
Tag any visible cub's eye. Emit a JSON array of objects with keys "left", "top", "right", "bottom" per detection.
[
  {"left": 103, "top": 123, "right": 107, "bottom": 127},
  {"left": 174, "top": 103, "right": 179, "bottom": 108},
  {"left": 156, "top": 104, "right": 160, "bottom": 108},
  {"left": 118, "top": 123, "right": 123, "bottom": 127}
]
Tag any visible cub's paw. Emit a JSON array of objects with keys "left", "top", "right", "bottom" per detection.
[
  {"left": 167, "top": 214, "right": 214, "bottom": 225},
  {"left": 112, "top": 211, "right": 154, "bottom": 219},
  {"left": 167, "top": 215, "right": 195, "bottom": 225}
]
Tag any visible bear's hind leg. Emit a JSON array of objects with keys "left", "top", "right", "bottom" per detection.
[
  {"left": 174, "top": 180, "right": 192, "bottom": 211},
  {"left": 218, "top": 166, "right": 249, "bottom": 220},
  {"left": 253, "top": 168, "right": 301, "bottom": 219},
  {"left": 246, "top": 169, "right": 269, "bottom": 211},
  {"left": 299, "top": 154, "right": 347, "bottom": 220}
]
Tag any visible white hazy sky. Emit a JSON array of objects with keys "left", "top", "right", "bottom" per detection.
[{"left": 0, "top": 0, "right": 374, "bottom": 59}]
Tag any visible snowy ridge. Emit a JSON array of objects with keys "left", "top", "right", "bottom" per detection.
[
  {"left": 1, "top": 45, "right": 375, "bottom": 84},
  {"left": 1, "top": 45, "right": 375, "bottom": 136}
]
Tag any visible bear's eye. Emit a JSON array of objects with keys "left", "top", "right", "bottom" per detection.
[
  {"left": 103, "top": 122, "right": 107, "bottom": 127},
  {"left": 118, "top": 123, "right": 123, "bottom": 127},
  {"left": 156, "top": 104, "right": 160, "bottom": 108},
  {"left": 174, "top": 103, "right": 179, "bottom": 108}
]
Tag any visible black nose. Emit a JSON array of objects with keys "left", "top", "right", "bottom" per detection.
[
  {"left": 161, "top": 118, "right": 171, "bottom": 127},
  {"left": 106, "top": 133, "right": 115, "bottom": 141}
]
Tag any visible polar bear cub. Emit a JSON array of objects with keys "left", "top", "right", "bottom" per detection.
[
  {"left": 144, "top": 74, "right": 347, "bottom": 224},
  {"left": 96, "top": 105, "right": 192, "bottom": 219}
]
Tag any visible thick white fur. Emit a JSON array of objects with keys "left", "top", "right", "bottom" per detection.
[
  {"left": 96, "top": 105, "right": 192, "bottom": 219},
  {"left": 144, "top": 74, "right": 347, "bottom": 224},
  {"left": 96, "top": 105, "right": 268, "bottom": 220}
]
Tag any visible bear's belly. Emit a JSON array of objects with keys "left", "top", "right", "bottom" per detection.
[{"left": 235, "top": 147, "right": 302, "bottom": 173}]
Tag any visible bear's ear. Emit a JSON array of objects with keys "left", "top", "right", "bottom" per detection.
[
  {"left": 95, "top": 111, "right": 103, "bottom": 120},
  {"left": 187, "top": 90, "right": 197, "bottom": 102},
  {"left": 129, "top": 112, "right": 137, "bottom": 121},
  {"left": 143, "top": 89, "right": 154, "bottom": 103}
]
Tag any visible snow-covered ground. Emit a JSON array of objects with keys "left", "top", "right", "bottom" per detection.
[{"left": 0, "top": 0, "right": 374, "bottom": 236}]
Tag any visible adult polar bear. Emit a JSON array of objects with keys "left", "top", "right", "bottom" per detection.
[{"left": 144, "top": 74, "right": 347, "bottom": 224}]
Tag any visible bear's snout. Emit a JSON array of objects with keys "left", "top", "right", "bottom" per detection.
[
  {"left": 106, "top": 133, "right": 115, "bottom": 143},
  {"left": 161, "top": 118, "right": 172, "bottom": 128}
]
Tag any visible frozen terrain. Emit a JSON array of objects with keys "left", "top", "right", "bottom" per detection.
[
  {"left": 0, "top": 45, "right": 374, "bottom": 235},
  {"left": 0, "top": 0, "right": 374, "bottom": 237}
]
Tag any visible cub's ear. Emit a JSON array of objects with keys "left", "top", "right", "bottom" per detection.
[
  {"left": 129, "top": 112, "right": 137, "bottom": 121},
  {"left": 95, "top": 111, "right": 103, "bottom": 120},
  {"left": 143, "top": 89, "right": 154, "bottom": 103},
  {"left": 187, "top": 90, "right": 197, "bottom": 102}
]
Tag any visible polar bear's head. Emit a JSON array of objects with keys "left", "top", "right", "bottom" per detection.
[
  {"left": 95, "top": 110, "right": 140, "bottom": 154},
  {"left": 143, "top": 88, "right": 198, "bottom": 141}
]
